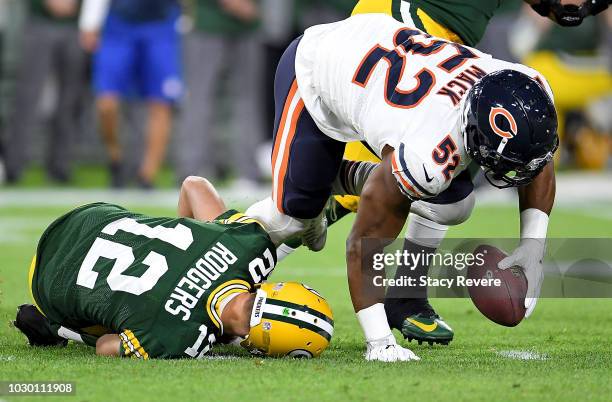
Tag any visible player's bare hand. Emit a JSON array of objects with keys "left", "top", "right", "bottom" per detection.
[{"left": 498, "top": 238, "right": 545, "bottom": 318}]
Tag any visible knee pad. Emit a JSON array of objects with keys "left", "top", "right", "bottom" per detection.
[
  {"left": 245, "top": 197, "right": 305, "bottom": 246},
  {"left": 410, "top": 192, "right": 475, "bottom": 226}
]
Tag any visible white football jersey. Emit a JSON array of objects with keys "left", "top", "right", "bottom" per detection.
[{"left": 294, "top": 14, "right": 553, "bottom": 199}]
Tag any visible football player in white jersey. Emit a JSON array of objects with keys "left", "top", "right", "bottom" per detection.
[{"left": 247, "top": 13, "right": 558, "bottom": 362}]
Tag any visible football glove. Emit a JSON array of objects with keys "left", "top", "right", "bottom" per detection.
[
  {"left": 365, "top": 334, "right": 420, "bottom": 362},
  {"left": 498, "top": 238, "right": 545, "bottom": 318}
]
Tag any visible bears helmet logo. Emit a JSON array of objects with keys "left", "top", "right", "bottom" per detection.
[{"left": 488, "top": 107, "right": 518, "bottom": 139}]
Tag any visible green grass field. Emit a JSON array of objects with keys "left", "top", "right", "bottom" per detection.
[{"left": 1, "top": 198, "right": 611, "bottom": 402}]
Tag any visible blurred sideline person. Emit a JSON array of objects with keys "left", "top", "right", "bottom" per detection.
[
  {"left": 15, "top": 175, "right": 334, "bottom": 359},
  {"left": 3, "top": 0, "right": 86, "bottom": 184},
  {"left": 176, "top": 0, "right": 264, "bottom": 187},
  {"left": 79, "top": 0, "right": 183, "bottom": 188},
  {"left": 0, "top": 0, "right": 7, "bottom": 180},
  {"left": 510, "top": 5, "right": 612, "bottom": 169}
]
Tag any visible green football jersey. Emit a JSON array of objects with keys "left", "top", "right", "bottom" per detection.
[
  {"left": 405, "top": 0, "right": 504, "bottom": 46},
  {"left": 354, "top": 0, "right": 505, "bottom": 46},
  {"left": 30, "top": 203, "right": 277, "bottom": 359}
]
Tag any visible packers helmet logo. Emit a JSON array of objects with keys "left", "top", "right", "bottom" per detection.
[{"left": 489, "top": 107, "right": 518, "bottom": 139}]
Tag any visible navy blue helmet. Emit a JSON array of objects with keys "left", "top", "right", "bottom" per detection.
[{"left": 462, "top": 69, "right": 558, "bottom": 188}]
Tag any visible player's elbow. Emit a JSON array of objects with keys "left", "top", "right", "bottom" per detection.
[
  {"left": 181, "top": 175, "right": 212, "bottom": 191},
  {"left": 96, "top": 334, "right": 120, "bottom": 357}
]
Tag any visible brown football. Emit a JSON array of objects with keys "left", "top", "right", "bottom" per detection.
[{"left": 466, "top": 245, "right": 527, "bottom": 327}]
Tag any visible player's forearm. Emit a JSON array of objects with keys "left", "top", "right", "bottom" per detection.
[
  {"left": 345, "top": 158, "right": 410, "bottom": 312},
  {"left": 517, "top": 162, "right": 555, "bottom": 240},
  {"left": 518, "top": 162, "right": 555, "bottom": 216},
  {"left": 346, "top": 233, "right": 385, "bottom": 312}
]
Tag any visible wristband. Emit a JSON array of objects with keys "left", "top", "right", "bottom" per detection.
[
  {"left": 356, "top": 303, "right": 393, "bottom": 341},
  {"left": 520, "top": 208, "right": 549, "bottom": 240}
]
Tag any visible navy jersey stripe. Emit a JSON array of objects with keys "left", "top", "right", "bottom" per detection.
[{"left": 398, "top": 143, "right": 434, "bottom": 197}]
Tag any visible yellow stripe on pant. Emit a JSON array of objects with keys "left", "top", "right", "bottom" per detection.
[
  {"left": 337, "top": 1, "right": 464, "bottom": 212},
  {"left": 28, "top": 255, "right": 45, "bottom": 316}
]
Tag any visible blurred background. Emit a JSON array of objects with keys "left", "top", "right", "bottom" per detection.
[{"left": 0, "top": 0, "right": 610, "bottom": 195}]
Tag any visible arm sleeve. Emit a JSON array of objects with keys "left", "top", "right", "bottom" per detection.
[
  {"left": 118, "top": 329, "right": 163, "bottom": 359},
  {"left": 50, "top": 323, "right": 100, "bottom": 347},
  {"left": 390, "top": 143, "right": 447, "bottom": 200},
  {"left": 79, "top": 0, "right": 111, "bottom": 31}
]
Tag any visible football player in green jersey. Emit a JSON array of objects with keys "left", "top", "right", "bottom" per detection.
[{"left": 15, "top": 176, "right": 334, "bottom": 359}]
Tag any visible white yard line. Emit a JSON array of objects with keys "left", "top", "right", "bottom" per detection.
[
  {"left": 1, "top": 172, "right": 610, "bottom": 208},
  {"left": 0, "top": 217, "right": 55, "bottom": 244},
  {"left": 497, "top": 350, "right": 549, "bottom": 361},
  {"left": 0, "top": 187, "right": 270, "bottom": 209}
]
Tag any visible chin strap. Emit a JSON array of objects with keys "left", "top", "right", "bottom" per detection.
[{"left": 531, "top": 0, "right": 610, "bottom": 27}]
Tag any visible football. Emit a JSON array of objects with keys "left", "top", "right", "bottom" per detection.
[{"left": 466, "top": 245, "right": 528, "bottom": 327}]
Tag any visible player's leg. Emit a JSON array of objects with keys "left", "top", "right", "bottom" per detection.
[
  {"left": 138, "top": 12, "right": 182, "bottom": 187},
  {"left": 93, "top": 15, "right": 135, "bottom": 188},
  {"left": 246, "top": 37, "right": 346, "bottom": 250},
  {"left": 270, "top": 38, "right": 346, "bottom": 220},
  {"left": 13, "top": 304, "right": 67, "bottom": 347},
  {"left": 385, "top": 170, "right": 475, "bottom": 345}
]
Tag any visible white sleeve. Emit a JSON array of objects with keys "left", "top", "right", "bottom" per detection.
[
  {"left": 79, "top": 0, "right": 111, "bottom": 32},
  {"left": 390, "top": 142, "right": 448, "bottom": 200}
]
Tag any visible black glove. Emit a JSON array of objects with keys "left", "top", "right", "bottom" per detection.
[
  {"left": 13, "top": 304, "right": 68, "bottom": 347},
  {"left": 531, "top": 0, "right": 611, "bottom": 27}
]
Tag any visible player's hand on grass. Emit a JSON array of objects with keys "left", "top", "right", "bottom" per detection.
[
  {"left": 498, "top": 238, "right": 545, "bottom": 318},
  {"left": 365, "top": 334, "right": 420, "bottom": 362}
]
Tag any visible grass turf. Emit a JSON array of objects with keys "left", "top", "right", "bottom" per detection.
[{"left": 0, "top": 202, "right": 611, "bottom": 402}]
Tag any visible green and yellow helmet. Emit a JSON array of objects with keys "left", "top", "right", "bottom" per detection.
[{"left": 241, "top": 282, "right": 334, "bottom": 358}]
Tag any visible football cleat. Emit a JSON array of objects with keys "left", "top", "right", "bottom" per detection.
[
  {"left": 300, "top": 211, "right": 328, "bottom": 252},
  {"left": 241, "top": 282, "right": 334, "bottom": 358},
  {"left": 13, "top": 304, "right": 67, "bottom": 347},
  {"left": 400, "top": 311, "right": 454, "bottom": 346}
]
